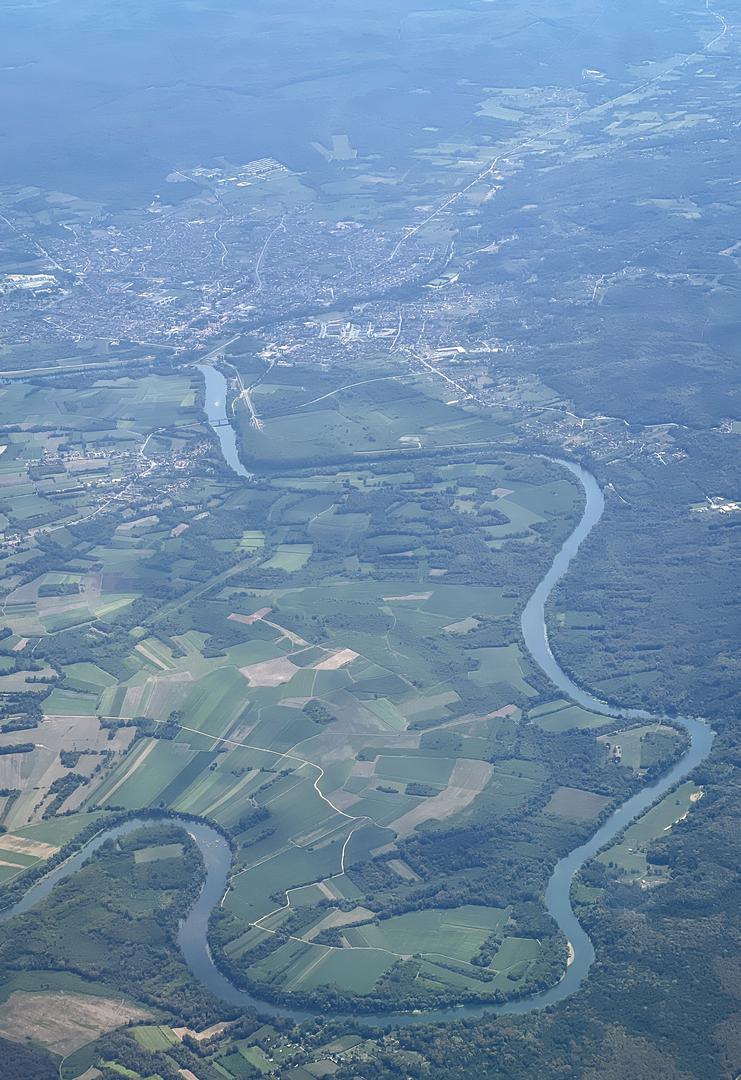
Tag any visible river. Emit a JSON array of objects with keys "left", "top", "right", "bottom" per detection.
[
  {"left": 197, "top": 363, "right": 252, "bottom": 479},
  {"left": 0, "top": 367, "right": 714, "bottom": 1026}
]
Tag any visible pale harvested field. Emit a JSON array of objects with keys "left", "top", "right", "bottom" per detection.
[
  {"left": 0, "top": 991, "right": 150, "bottom": 1055},
  {"left": 3, "top": 714, "right": 126, "bottom": 828},
  {"left": 120, "top": 682, "right": 149, "bottom": 718},
  {"left": 173, "top": 1020, "right": 236, "bottom": 1042},
  {"left": 229, "top": 607, "right": 272, "bottom": 625},
  {"left": 135, "top": 641, "right": 169, "bottom": 670},
  {"left": 314, "top": 648, "right": 359, "bottom": 671},
  {"left": 443, "top": 617, "right": 480, "bottom": 635},
  {"left": 316, "top": 879, "right": 343, "bottom": 901},
  {"left": 0, "top": 667, "right": 57, "bottom": 692},
  {"left": 37, "top": 596, "right": 88, "bottom": 618},
  {"left": 388, "top": 858, "right": 420, "bottom": 881},
  {"left": 145, "top": 672, "right": 193, "bottom": 720},
  {"left": 0, "top": 833, "right": 59, "bottom": 858},
  {"left": 0, "top": 829, "right": 59, "bottom": 855},
  {"left": 382, "top": 592, "right": 432, "bottom": 601},
  {"left": 239, "top": 657, "right": 299, "bottom": 687},
  {"left": 389, "top": 759, "right": 493, "bottom": 837},
  {"left": 57, "top": 761, "right": 103, "bottom": 814},
  {"left": 349, "top": 760, "right": 376, "bottom": 778},
  {"left": 11, "top": 638, "right": 28, "bottom": 652},
  {"left": 324, "top": 786, "right": 360, "bottom": 812},
  {"left": 5, "top": 576, "right": 44, "bottom": 605},
  {"left": 305, "top": 906, "right": 375, "bottom": 941},
  {"left": 116, "top": 514, "right": 159, "bottom": 532}
]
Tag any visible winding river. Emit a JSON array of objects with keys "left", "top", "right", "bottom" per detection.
[{"left": 0, "top": 367, "right": 714, "bottom": 1026}]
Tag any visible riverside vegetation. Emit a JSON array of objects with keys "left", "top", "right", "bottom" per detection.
[
  {"left": 0, "top": 357, "right": 730, "bottom": 1079},
  {"left": 0, "top": 0, "right": 738, "bottom": 1074}
]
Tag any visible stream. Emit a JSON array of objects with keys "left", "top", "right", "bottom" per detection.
[{"left": 0, "top": 366, "right": 714, "bottom": 1027}]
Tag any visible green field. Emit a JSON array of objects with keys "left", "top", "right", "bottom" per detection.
[
  {"left": 343, "top": 905, "right": 507, "bottom": 960},
  {"left": 529, "top": 698, "right": 611, "bottom": 731},
  {"left": 131, "top": 1024, "right": 179, "bottom": 1050},
  {"left": 0, "top": 368, "right": 651, "bottom": 1010},
  {"left": 597, "top": 723, "right": 684, "bottom": 772},
  {"left": 133, "top": 843, "right": 184, "bottom": 864},
  {"left": 545, "top": 786, "right": 610, "bottom": 821},
  {"left": 597, "top": 781, "right": 701, "bottom": 881}
]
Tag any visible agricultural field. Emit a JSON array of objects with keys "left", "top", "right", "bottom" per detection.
[
  {"left": 595, "top": 781, "right": 703, "bottom": 884},
  {"left": 234, "top": 372, "right": 514, "bottom": 468},
  {"left": 528, "top": 698, "right": 611, "bottom": 732},
  {"left": 63, "top": 1016, "right": 338, "bottom": 1080},
  {"left": 0, "top": 364, "right": 679, "bottom": 1011},
  {"left": 596, "top": 723, "right": 686, "bottom": 773},
  {"left": 0, "top": 0, "right": 735, "bottom": 1072},
  {"left": 544, "top": 786, "right": 610, "bottom": 822},
  {"left": 0, "top": 988, "right": 150, "bottom": 1056}
]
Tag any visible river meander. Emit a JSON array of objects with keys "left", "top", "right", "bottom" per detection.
[{"left": 0, "top": 368, "right": 715, "bottom": 1026}]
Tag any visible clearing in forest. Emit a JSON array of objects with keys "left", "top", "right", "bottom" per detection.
[{"left": 0, "top": 990, "right": 150, "bottom": 1055}]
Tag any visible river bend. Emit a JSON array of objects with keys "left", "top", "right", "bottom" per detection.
[{"left": 0, "top": 371, "right": 714, "bottom": 1027}]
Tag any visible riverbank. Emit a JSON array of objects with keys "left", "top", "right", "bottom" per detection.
[{"left": 0, "top": 384, "right": 713, "bottom": 1026}]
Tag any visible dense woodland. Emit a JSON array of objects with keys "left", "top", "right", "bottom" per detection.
[
  {"left": 552, "top": 434, "right": 741, "bottom": 721},
  {"left": 0, "top": 1037, "right": 58, "bottom": 1080},
  {"left": 0, "top": 825, "right": 229, "bottom": 1028},
  {"left": 328, "top": 724, "right": 741, "bottom": 1079}
]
